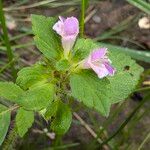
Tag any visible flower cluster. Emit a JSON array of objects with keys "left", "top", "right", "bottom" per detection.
[{"left": 53, "top": 16, "right": 115, "bottom": 78}]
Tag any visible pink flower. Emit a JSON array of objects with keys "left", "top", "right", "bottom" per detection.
[
  {"left": 53, "top": 16, "right": 79, "bottom": 58},
  {"left": 81, "top": 48, "right": 116, "bottom": 78}
]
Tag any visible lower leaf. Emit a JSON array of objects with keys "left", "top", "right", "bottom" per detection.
[
  {"left": 0, "top": 104, "right": 11, "bottom": 145},
  {"left": 16, "top": 108, "right": 34, "bottom": 137}
]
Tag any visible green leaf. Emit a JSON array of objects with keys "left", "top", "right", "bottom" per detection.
[
  {"left": 70, "top": 71, "right": 111, "bottom": 116},
  {"left": 73, "top": 38, "right": 98, "bottom": 62},
  {"left": 0, "top": 104, "right": 11, "bottom": 145},
  {"left": 0, "top": 82, "right": 24, "bottom": 102},
  {"left": 45, "top": 100, "right": 59, "bottom": 120},
  {"left": 71, "top": 38, "right": 143, "bottom": 115},
  {"left": 108, "top": 50, "right": 143, "bottom": 103},
  {"left": 55, "top": 59, "right": 70, "bottom": 71},
  {"left": 50, "top": 100, "right": 72, "bottom": 135},
  {"left": 126, "top": 0, "right": 150, "bottom": 15},
  {"left": 31, "top": 14, "right": 62, "bottom": 60},
  {"left": 17, "top": 83, "right": 54, "bottom": 111},
  {"left": 16, "top": 108, "right": 34, "bottom": 137},
  {"left": 16, "top": 63, "right": 52, "bottom": 90}
]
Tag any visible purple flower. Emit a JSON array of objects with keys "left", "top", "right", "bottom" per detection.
[
  {"left": 53, "top": 16, "right": 79, "bottom": 58},
  {"left": 81, "top": 48, "right": 116, "bottom": 78}
]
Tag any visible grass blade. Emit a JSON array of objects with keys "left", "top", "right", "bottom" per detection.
[
  {"left": 126, "top": 0, "right": 150, "bottom": 14},
  {"left": 0, "top": 0, "right": 17, "bottom": 80},
  {"left": 99, "top": 42, "right": 150, "bottom": 63}
]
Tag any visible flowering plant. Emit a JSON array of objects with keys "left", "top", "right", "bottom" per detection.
[{"left": 0, "top": 15, "right": 143, "bottom": 140}]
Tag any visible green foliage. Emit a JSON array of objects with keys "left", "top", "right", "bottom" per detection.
[
  {"left": 31, "top": 14, "right": 62, "bottom": 60},
  {"left": 108, "top": 50, "right": 143, "bottom": 103},
  {"left": 73, "top": 38, "right": 98, "bottom": 62},
  {"left": 71, "top": 38, "right": 143, "bottom": 115},
  {"left": 85, "top": 0, "right": 89, "bottom": 8},
  {"left": 56, "top": 59, "right": 70, "bottom": 71},
  {"left": 99, "top": 42, "right": 150, "bottom": 63},
  {"left": 45, "top": 100, "right": 59, "bottom": 120},
  {"left": 17, "top": 83, "right": 54, "bottom": 111},
  {"left": 47, "top": 100, "right": 72, "bottom": 134},
  {"left": 16, "top": 63, "right": 52, "bottom": 90},
  {"left": 0, "top": 104, "right": 11, "bottom": 145},
  {"left": 16, "top": 108, "right": 34, "bottom": 137},
  {"left": 70, "top": 71, "right": 111, "bottom": 116},
  {"left": 0, "top": 82, "right": 24, "bottom": 103},
  {"left": 0, "top": 14, "right": 144, "bottom": 139},
  {"left": 126, "top": 0, "right": 150, "bottom": 14}
]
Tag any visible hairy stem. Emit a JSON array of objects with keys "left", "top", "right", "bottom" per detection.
[{"left": 2, "top": 124, "right": 18, "bottom": 150}]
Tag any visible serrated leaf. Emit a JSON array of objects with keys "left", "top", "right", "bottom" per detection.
[
  {"left": 70, "top": 71, "right": 111, "bottom": 116},
  {"left": 17, "top": 83, "right": 54, "bottom": 111},
  {"left": 31, "top": 14, "right": 62, "bottom": 60},
  {"left": 56, "top": 59, "right": 70, "bottom": 71},
  {"left": 72, "top": 38, "right": 143, "bottom": 108},
  {"left": 16, "top": 63, "right": 51, "bottom": 90},
  {"left": 0, "top": 104, "right": 11, "bottom": 145},
  {"left": 0, "top": 82, "right": 24, "bottom": 103},
  {"left": 108, "top": 50, "right": 143, "bottom": 103},
  {"left": 16, "top": 108, "right": 34, "bottom": 137},
  {"left": 50, "top": 100, "right": 72, "bottom": 135}
]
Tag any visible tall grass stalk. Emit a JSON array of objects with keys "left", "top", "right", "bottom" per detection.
[
  {"left": 0, "top": 0, "right": 17, "bottom": 80},
  {"left": 80, "top": 0, "right": 85, "bottom": 37}
]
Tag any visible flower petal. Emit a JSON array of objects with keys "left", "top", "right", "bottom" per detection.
[
  {"left": 64, "top": 17, "right": 79, "bottom": 36},
  {"left": 91, "top": 48, "right": 107, "bottom": 61},
  {"left": 53, "top": 20, "right": 64, "bottom": 36},
  {"left": 62, "top": 35, "right": 76, "bottom": 58},
  {"left": 90, "top": 63, "right": 109, "bottom": 78},
  {"left": 104, "top": 62, "right": 116, "bottom": 76}
]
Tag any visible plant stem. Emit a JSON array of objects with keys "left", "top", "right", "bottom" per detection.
[
  {"left": 0, "top": 0, "right": 17, "bottom": 80},
  {"left": 100, "top": 94, "right": 150, "bottom": 147},
  {"left": 2, "top": 123, "right": 18, "bottom": 150},
  {"left": 80, "top": 0, "right": 85, "bottom": 37}
]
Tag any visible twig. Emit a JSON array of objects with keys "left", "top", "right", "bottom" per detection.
[
  {"left": 138, "top": 132, "right": 150, "bottom": 150},
  {"left": 143, "top": 81, "right": 150, "bottom": 86},
  {"left": 73, "top": 112, "right": 102, "bottom": 143},
  {"left": 4, "top": 0, "right": 57, "bottom": 11},
  {"left": 85, "top": 9, "right": 97, "bottom": 23}
]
